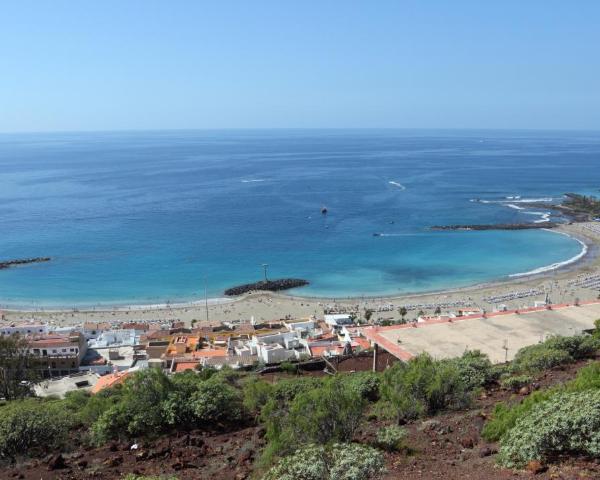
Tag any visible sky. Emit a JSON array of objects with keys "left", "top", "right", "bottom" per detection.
[{"left": 1, "top": 1, "right": 599, "bottom": 132}]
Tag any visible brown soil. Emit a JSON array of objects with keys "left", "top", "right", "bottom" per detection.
[{"left": 4, "top": 358, "right": 599, "bottom": 480}]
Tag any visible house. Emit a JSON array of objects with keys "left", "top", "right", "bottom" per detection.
[
  {"left": 82, "top": 322, "right": 112, "bottom": 340},
  {"left": 28, "top": 332, "right": 88, "bottom": 377},
  {"left": 250, "top": 331, "right": 309, "bottom": 364},
  {"left": 324, "top": 314, "right": 355, "bottom": 330},
  {"left": 283, "top": 318, "right": 317, "bottom": 334},
  {"left": 88, "top": 329, "right": 138, "bottom": 348},
  {"left": 91, "top": 367, "right": 139, "bottom": 394},
  {"left": 0, "top": 323, "right": 48, "bottom": 336}
]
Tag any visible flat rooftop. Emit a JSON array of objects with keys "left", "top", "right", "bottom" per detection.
[{"left": 363, "top": 302, "right": 600, "bottom": 364}]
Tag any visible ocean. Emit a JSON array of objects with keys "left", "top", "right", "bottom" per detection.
[{"left": 0, "top": 129, "right": 598, "bottom": 308}]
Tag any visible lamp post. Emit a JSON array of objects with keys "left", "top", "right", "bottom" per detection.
[
  {"left": 204, "top": 276, "right": 209, "bottom": 324},
  {"left": 261, "top": 263, "right": 269, "bottom": 282}
]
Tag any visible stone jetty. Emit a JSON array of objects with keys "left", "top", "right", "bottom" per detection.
[
  {"left": 225, "top": 278, "right": 309, "bottom": 296},
  {"left": 0, "top": 257, "right": 51, "bottom": 270}
]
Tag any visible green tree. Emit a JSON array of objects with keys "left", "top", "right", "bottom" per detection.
[{"left": 0, "top": 334, "right": 40, "bottom": 400}]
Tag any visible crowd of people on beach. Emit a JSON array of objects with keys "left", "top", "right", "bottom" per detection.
[
  {"left": 483, "top": 288, "right": 544, "bottom": 304},
  {"left": 568, "top": 273, "right": 600, "bottom": 290}
]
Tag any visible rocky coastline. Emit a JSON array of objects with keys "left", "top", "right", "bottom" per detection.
[
  {"left": 225, "top": 278, "right": 309, "bottom": 296},
  {"left": 0, "top": 257, "right": 51, "bottom": 270}
]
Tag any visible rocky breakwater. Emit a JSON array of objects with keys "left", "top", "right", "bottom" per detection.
[
  {"left": 225, "top": 278, "right": 309, "bottom": 296},
  {"left": 0, "top": 257, "right": 51, "bottom": 270},
  {"left": 430, "top": 223, "right": 559, "bottom": 231}
]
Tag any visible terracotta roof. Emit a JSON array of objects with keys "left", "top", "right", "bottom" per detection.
[
  {"left": 91, "top": 370, "right": 133, "bottom": 394},
  {"left": 192, "top": 348, "right": 228, "bottom": 358},
  {"left": 174, "top": 361, "right": 201, "bottom": 372}
]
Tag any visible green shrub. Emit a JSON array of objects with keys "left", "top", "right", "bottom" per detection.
[
  {"left": 375, "top": 425, "right": 407, "bottom": 452},
  {"left": 481, "top": 388, "right": 558, "bottom": 442},
  {"left": 0, "top": 398, "right": 73, "bottom": 458},
  {"left": 242, "top": 377, "right": 274, "bottom": 416},
  {"left": 271, "top": 377, "right": 323, "bottom": 403},
  {"left": 566, "top": 361, "right": 600, "bottom": 391},
  {"left": 340, "top": 372, "right": 381, "bottom": 401},
  {"left": 260, "top": 376, "right": 366, "bottom": 465},
  {"left": 500, "top": 375, "right": 533, "bottom": 392},
  {"left": 512, "top": 345, "right": 573, "bottom": 373},
  {"left": 450, "top": 350, "right": 496, "bottom": 390},
  {"left": 284, "top": 376, "right": 365, "bottom": 446},
  {"left": 280, "top": 361, "right": 298, "bottom": 374},
  {"left": 262, "top": 443, "right": 385, "bottom": 480},
  {"left": 381, "top": 353, "right": 470, "bottom": 422},
  {"left": 498, "top": 390, "right": 600, "bottom": 468},
  {"left": 484, "top": 361, "right": 600, "bottom": 442},
  {"left": 192, "top": 376, "right": 243, "bottom": 424},
  {"left": 511, "top": 335, "right": 599, "bottom": 374}
]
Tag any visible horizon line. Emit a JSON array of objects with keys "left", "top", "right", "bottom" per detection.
[{"left": 2, "top": 126, "right": 600, "bottom": 136}]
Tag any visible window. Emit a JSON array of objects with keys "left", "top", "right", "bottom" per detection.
[{"left": 62, "top": 348, "right": 67, "bottom": 352}]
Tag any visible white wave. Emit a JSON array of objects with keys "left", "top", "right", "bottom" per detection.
[
  {"left": 509, "top": 230, "right": 588, "bottom": 278},
  {"left": 241, "top": 179, "right": 266, "bottom": 183},
  {"left": 506, "top": 204, "right": 525, "bottom": 210},
  {"left": 473, "top": 197, "right": 554, "bottom": 204},
  {"left": 505, "top": 195, "right": 521, "bottom": 200},
  {"left": 506, "top": 197, "right": 553, "bottom": 203},
  {"left": 388, "top": 181, "right": 406, "bottom": 190}
]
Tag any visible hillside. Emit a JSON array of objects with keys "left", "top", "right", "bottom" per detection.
[{"left": 4, "top": 336, "right": 600, "bottom": 480}]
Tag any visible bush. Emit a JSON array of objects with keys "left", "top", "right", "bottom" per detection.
[
  {"left": 192, "top": 376, "right": 243, "bottom": 424},
  {"left": 340, "top": 372, "right": 381, "bottom": 401},
  {"left": 381, "top": 353, "right": 470, "bottom": 422},
  {"left": 498, "top": 390, "right": 600, "bottom": 468},
  {"left": 451, "top": 350, "right": 496, "bottom": 390},
  {"left": 262, "top": 443, "right": 385, "bottom": 480},
  {"left": 375, "top": 425, "right": 407, "bottom": 452},
  {"left": 284, "top": 376, "right": 365, "bottom": 446},
  {"left": 242, "top": 377, "right": 274, "bottom": 416},
  {"left": 483, "top": 361, "right": 600, "bottom": 442},
  {"left": 482, "top": 388, "right": 558, "bottom": 442},
  {"left": 511, "top": 335, "right": 599, "bottom": 374},
  {"left": 500, "top": 375, "right": 533, "bottom": 392},
  {"left": 512, "top": 344, "right": 573, "bottom": 373},
  {"left": 271, "top": 377, "right": 323, "bottom": 403},
  {"left": 280, "top": 362, "right": 298, "bottom": 374},
  {"left": 0, "top": 399, "right": 73, "bottom": 459},
  {"left": 260, "top": 376, "right": 366, "bottom": 466}
]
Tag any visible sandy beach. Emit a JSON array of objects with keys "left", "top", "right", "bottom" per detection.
[{"left": 3, "top": 222, "right": 600, "bottom": 329}]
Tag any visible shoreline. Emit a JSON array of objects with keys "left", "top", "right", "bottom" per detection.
[{"left": 1, "top": 223, "right": 598, "bottom": 316}]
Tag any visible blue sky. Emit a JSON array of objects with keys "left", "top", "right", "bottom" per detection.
[{"left": 1, "top": 1, "right": 599, "bottom": 132}]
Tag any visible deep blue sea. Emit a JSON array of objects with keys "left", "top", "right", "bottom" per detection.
[{"left": 1, "top": 129, "right": 599, "bottom": 308}]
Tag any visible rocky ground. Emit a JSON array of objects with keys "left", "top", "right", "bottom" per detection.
[{"left": 4, "top": 357, "right": 600, "bottom": 480}]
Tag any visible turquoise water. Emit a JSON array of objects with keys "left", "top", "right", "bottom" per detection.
[{"left": 0, "top": 129, "right": 597, "bottom": 308}]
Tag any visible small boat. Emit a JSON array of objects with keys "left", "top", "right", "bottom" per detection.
[
  {"left": 373, "top": 233, "right": 382, "bottom": 237},
  {"left": 321, "top": 206, "right": 328, "bottom": 215}
]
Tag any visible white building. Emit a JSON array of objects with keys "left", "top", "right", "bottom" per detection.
[
  {"left": 324, "top": 314, "right": 355, "bottom": 329},
  {"left": 0, "top": 323, "right": 48, "bottom": 336},
  {"left": 249, "top": 331, "right": 308, "bottom": 364},
  {"left": 283, "top": 318, "right": 317, "bottom": 334},
  {"left": 88, "top": 329, "right": 138, "bottom": 348}
]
